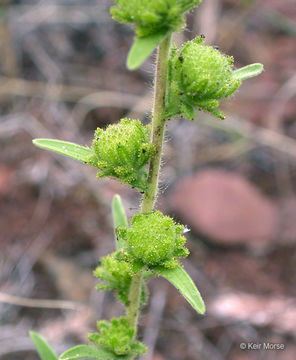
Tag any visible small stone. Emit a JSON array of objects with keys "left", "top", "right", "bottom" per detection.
[
  {"left": 169, "top": 169, "right": 278, "bottom": 246},
  {"left": 209, "top": 292, "right": 296, "bottom": 335}
]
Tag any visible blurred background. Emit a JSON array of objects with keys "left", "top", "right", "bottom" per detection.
[{"left": 0, "top": 0, "right": 295, "bottom": 359}]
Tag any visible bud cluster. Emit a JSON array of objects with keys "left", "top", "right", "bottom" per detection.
[
  {"left": 116, "top": 211, "right": 189, "bottom": 269},
  {"left": 88, "top": 317, "right": 147, "bottom": 357},
  {"left": 110, "top": 0, "right": 202, "bottom": 38},
  {"left": 88, "top": 118, "right": 153, "bottom": 191},
  {"left": 93, "top": 252, "right": 147, "bottom": 306},
  {"left": 166, "top": 36, "right": 242, "bottom": 120}
]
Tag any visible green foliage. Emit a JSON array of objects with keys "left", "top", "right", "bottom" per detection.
[
  {"left": 112, "top": 195, "right": 128, "bottom": 249},
  {"left": 166, "top": 36, "right": 263, "bottom": 120},
  {"left": 112, "top": 195, "right": 128, "bottom": 230},
  {"left": 93, "top": 252, "right": 147, "bottom": 306},
  {"left": 233, "top": 63, "right": 264, "bottom": 81},
  {"left": 166, "top": 36, "right": 241, "bottom": 119},
  {"left": 156, "top": 265, "right": 205, "bottom": 314},
  {"left": 59, "top": 345, "right": 122, "bottom": 359},
  {"left": 111, "top": 0, "right": 202, "bottom": 38},
  {"left": 29, "top": 331, "right": 58, "bottom": 360},
  {"left": 127, "top": 30, "right": 169, "bottom": 70},
  {"left": 93, "top": 253, "right": 133, "bottom": 306},
  {"left": 91, "top": 118, "right": 153, "bottom": 191},
  {"left": 116, "top": 211, "right": 189, "bottom": 269},
  {"left": 88, "top": 317, "right": 147, "bottom": 357},
  {"left": 32, "top": 139, "right": 93, "bottom": 163},
  {"left": 31, "top": 0, "right": 265, "bottom": 355},
  {"left": 111, "top": 0, "right": 202, "bottom": 69},
  {"left": 33, "top": 119, "right": 153, "bottom": 191}
]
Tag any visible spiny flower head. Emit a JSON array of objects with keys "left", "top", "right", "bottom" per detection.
[
  {"left": 110, "top": 0, "right": 202, "bottom": 38},
  {"left": 166, "top": 36, "right": 242, "bottom": 120},
  {"left": 88, "top": 317, "right": 147, "bottom": 357},
  {"left": 116, "top": 211, "right": 189, "bottom": 269},
  {"left": 89, "top": 118, "right": 153, "bottom": 191},
  {"left": 93, "top": 252, "right": 147, "bottom": 306}
]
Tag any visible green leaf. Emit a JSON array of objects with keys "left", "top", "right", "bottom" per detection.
[
  {"left": 233, "top": 63, "right": 264, "bottom": 81},
  {"left": 112, "top": 195, "right": 128, "bottom": 229},
  {"left": 33, "top": 139, "right": 92, "bottom": 163},
  {"left": 59, "top": 345, "right": 124, "bottom": 360},
  {"left": 112, "top": 195, "right": 128, "bottom": 249},
  {"left": 29, "top": 331, "right": 58, "bottom": 360},
  {"left": 156, "top": 265, "right": 205, "bottom": 314},
  {"left": 127, "top": 31, "right": 169, "bottom": 70}
]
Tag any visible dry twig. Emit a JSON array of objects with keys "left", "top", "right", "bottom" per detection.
[{"left": 0, "top": 291, "right": 85, "bottom": 310}]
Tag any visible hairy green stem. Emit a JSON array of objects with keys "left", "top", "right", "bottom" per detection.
[
  {"left": 125, "top": 35, "right": 171, "bottom": 352},
  {"left": 126, "top": 271, "right": 143, "bottom": 332},
  {"left": 141, "top": 34, "right": 172, "bottom": 213}
]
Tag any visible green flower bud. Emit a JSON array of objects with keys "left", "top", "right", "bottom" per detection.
[
  {"left": 93, "top": 253, "right": 132, "bottom": 306},
  {"left": 88, "top": 317, "right": 147, "bottom": 357},
  {"left": 93, "top": 252, "right": 147, "bottom": 306},
  {"left": 166, "top": 36, "right": 242, "bottom": 120},
  {"left": 110, "top": 0, "right": 202, "bottom": 38},
  {"left": 89, "top": 118, "right": 154, "bottom": 191},
  {"left": 116, "top": 211, "right": 189, "bottom": 269}
]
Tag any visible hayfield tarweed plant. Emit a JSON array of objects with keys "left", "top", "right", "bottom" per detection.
[{"left": 31, "top": 0, "right": 263, "bottom": 358}]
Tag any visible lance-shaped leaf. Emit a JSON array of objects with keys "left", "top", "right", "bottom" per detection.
[
  {"left": 59, "top": 345, "right": 125, "bottom": 360},
  {"left": 127, "top": 30, "right": 169, "bottom": 70},
  {"left": 233, "top": 63, "right": 264, "bottom": 81},
  {"left": 33, "top": 139, "right": 92, "bottom": 163},
  {"left": 156, "top": 264, "right": 205, "bottom": 314},
  {"left": 29, "top": 331, "right": 58, "bottom": 360},
  {"left": 112, "top": 195, "right": 128, "bottom": 249}
]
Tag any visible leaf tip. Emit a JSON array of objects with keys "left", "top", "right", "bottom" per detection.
[
  {"left": 112, "top": 194, "right": 121, "bottom": 204},
  {"left": 233, "top": 62, "right": 264, "bottom": 81},
  {"left": 32, "top": 138, "right": 40, "bottom": 146},
  {"left": 32, "top": 138, "right": 47, "bottom": 149},
  {"left": 199, "top": 300, "right": 206, "bottom": 315},
  {"left": 126, "top": 51, "right": 139, "bottom": 71},
  {"left": 252, "top": 62, "right": 264, "bottom": 74}
]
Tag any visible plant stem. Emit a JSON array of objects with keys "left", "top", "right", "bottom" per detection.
[
  {"left": 126, "top": 271, "right": 143, "bottom": 333},
  {"left": 141, "top": 33, "right": 172, "bottom": 213},
  {"left": 125, "top": 34, "right": 172, "bottom": 347}
]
